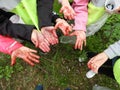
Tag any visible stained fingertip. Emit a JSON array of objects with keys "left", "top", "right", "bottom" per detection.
[
  {"left": 59, "top": 10, "right": 62, "bottom": 13},
  {"left": 43, "top": 45, "right": 50, "bottom": 52},
  {"left": 88, "top": 64, "right": 91, "bottom": 69},
  {"left": 36, "top": 55, "right": 40, "bottom": 59},
  {"left": 31, "top": 49, "right": 37, "bottom": 53},
  {"left": 84, "top": 40, "right": 86, "bottom": 46},
  {"left": 74, "top": 46, "right": 77, "bottom": 49},
  {"left": 31, "top": 64, "right": 35, "bottom": 66},
  {"left": 11, "top": 62, "right": 15, "bottom": 66},
  {"left": 11, "top": 58, "right": 16, "bottom": 66},
  {"left": 44, "top": 48, "right": 49, "bottom": 53},
  {"left": 35, "top": 60, "right": 40, "bottom": 63},
  {"left": 28, "top": 61, "right": 35, "bottom": 66},
  {"left": 80, "top": 45, "right": 83, "bottom": 51},
  {"left": 39, "top": 47, "right": 46, "bottom": 53}
]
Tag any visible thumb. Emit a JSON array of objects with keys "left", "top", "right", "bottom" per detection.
[
  {"left": 52, "top": 30, "right": 58, "bottom": 38},
  {"left": 59, "top": 8, "right": 63, "bottom": 13},
  {"left": 32, "top": 39, "right": 38, "bottom": 47},
  {"left": 11, "top": 54, "right": 16, "bottom": 66},
  {"left": 54, "top": 23, "right": 59, "bottom": 30},
  {"left": 34, "top": 40, "right": 39, "bottom": 47}
]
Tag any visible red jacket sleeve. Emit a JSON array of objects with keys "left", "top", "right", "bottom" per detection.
[{"left": 0, "top": 35, "right": 23, "bottom": 55}]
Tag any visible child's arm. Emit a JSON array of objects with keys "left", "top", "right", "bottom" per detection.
[
  {"left": 0, "top": 35, "right": 40, "bottom": 66},
  {"left": 0, "top": 19, "right": 50, "bottom": 52},
  {"left": 70, "top": 0, "right": 89, "bottom": 50},
  {"left": 87, "top": 52, "right": 108, "bottom": 73},
  {"left": 0, "top": 10, "right": 50, "bottom": 52},
  {"left": 0, "top": 11, "right": 35, "bottom": 42},
  {"left": 87, "top": 40, "right": 120, "bottom": 73},
  {"left": 37, "top": 0, "right": 58, "bottom": 45}
]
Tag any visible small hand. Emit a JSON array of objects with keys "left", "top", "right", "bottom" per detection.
[
  {"left": 70, "top": 30, "right": 86, "bottom": 50},
  {"left": 87, "top": 52, "right": 109, "bottom": 73},
  {"left": 41, "top": 26, "right": 58, "bottom": 45},
  {"left": 60, "top": 5, "right": 76, "bottom": 20},
  {"left": 55, "top": 18, "right": 72, "bottom": 35},
  {"left": 31, "top": 29, "right": 50, "bottom": 52},
  {"left": 11, "top": 46, "right": 40, "bottom": 66}
]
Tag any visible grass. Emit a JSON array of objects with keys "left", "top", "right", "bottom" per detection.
[
  {"left": 0, "top": 1, "right": 120, "bottom": 90},
  {"left": 0, "top": 42, "right": 120, "bottom": 90}
]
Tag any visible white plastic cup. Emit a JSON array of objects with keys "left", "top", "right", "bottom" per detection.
[{"left": 86, "top": 70, "right": 96, "bottom": 78}]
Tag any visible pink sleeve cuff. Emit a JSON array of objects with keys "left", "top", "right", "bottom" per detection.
[
  {"left": 7, "top": 41, "right": 23, "bottom": 55},
  {"left": 0, "top": 35, "right": 23, "bottom": 55}
]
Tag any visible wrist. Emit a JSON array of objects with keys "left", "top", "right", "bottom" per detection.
[
  {"left": 31, "top": 29, "right": 37, "bottom": 40},
  {"left": 10, "top": 42, "right": 23, "bottom": 55},
  {"left": 61, "top": 0, "right": 70, "bottom": 6}
]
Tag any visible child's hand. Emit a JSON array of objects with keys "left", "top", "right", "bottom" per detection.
[
  {"left": 60, "top": 4, "right": 76, "bottom": 20},
  {"left": 41, "top": 26, "right": 58, "bottom": 45},
  {"left": 11, "top": 46, "right": 40, "bottom": 66},
  {"left": 31, "top": 30, "right": 50, "bottom": 52},
  {"left": 87, "top": 52, "right": 109, "bottom": 73},
  {"left": 70, "top": 30, "right": 86, "bottom": 50},
  {"left": 55, "top": 18, "right": 72, "bottom": 35}
]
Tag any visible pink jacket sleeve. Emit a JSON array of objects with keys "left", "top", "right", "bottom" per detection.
[
  {"left": 0, "top": 35, "right": 23, "bottom": 55},
  {"left": 72, "top": 0, "right": 88, "bottom": 31}
]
